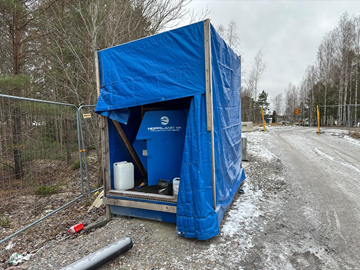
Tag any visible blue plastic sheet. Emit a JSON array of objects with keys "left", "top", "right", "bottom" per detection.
[
  {"left": 96, "top": 21, "right": 245, "bottom": 240},
  {"left": 210, "top": 25, "right": 245, "bottom": 225},
  {"left": 95, "top": 22, "right": 205, "bottom": 116}
]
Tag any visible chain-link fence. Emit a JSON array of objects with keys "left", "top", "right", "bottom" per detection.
[
  {"left": 242, "top": 109, "right": 264, "bottom": 124},
  {"left": 0, "top": 95, "right": 83, "bottom": 198},
  {"left": 0, "top": 94, "right": 100, "bottom": 247},
  {"left": 318, "top": 105, "right": 360, "bottom": 136}
]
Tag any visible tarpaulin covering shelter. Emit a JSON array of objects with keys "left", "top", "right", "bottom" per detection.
[{"left": 95, "top": 20, "right": 245, "bottom": 240}]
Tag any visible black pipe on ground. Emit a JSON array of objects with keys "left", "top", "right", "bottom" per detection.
[{"left": 61, "top": 237, "right": 133, "bottom": 270}]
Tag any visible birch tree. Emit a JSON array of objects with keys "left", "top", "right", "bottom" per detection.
[
  {"left": 317, "top": 31, "right": 336, "bottom": 124},
  {"left": 273, "top": 93, "right": 283, "bottom": 116},
  {"left": 334, "top": 13, "right": 355, "bottom": 124},
  {"left": 247, "top": 50, "right": 266, "bottom": 102},
  {"left": 353, "top": 15, "right": 360, "bottom": 125}
]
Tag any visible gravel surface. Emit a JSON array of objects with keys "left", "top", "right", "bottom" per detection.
[
  {"left": 3, "top": 126, "right": 359, "bottom": 269},
  {"left": 5, "top": 129, "right": 284, "bottom": 270}
]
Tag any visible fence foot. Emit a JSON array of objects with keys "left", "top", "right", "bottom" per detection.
[{"left": 106, "top": 204, "right": 112, "bottom": 221}]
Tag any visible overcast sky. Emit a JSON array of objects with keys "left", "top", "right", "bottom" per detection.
[{"left": 187, "top": 0, "right": 360, "bottom": 103}]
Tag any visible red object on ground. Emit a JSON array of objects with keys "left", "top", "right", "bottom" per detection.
[{"left": 68, "top": 223, "right": 84, "bottom": 233}]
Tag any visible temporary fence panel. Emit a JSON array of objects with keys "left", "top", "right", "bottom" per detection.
[
  {"left": 241, "top": 109, "right": 263, "bottom": 124},
  {"left": 0, "top": 94, "right": 91, "bottom": 245},
  {"left": 318, "top": 104, "right": 360, "bottom": 135}
]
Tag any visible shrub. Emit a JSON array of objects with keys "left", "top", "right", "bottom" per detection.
[
  {"left": 72, "top": 158, "right": 86, "bottom": 170},
  {"left": 35, "top": 185, "right": 59, "bottom": 195},
  {"left": 0, "top": 215, "right": 11, "bottom": 228}
]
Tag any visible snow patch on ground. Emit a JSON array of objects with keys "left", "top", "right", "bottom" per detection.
[
  {"left": 314, "top": 147, "right": 360, "bottom": 173},
  {"left": 344, "top": 135, "right": 360, "bottom": 146},
  {"left": 248, "top": 137, "right": 277, "bottom": 162},
  {"left": 339, "top": 161, "right": 360, "bottom": 174},
  {"left": 222, "top": 183, "right": 263, "bottom": 238},
  {"left": 6, "top": 241, "right": 15, "bottom": 250},
  {"left": 199, "top": 182, "right": 264, "bottom": 267},
  {"left": 314, "top": 148, "right": 335, "bottom": 161},
  {"left": 253, "top": 125, "right": 296, "bottom": 132}
]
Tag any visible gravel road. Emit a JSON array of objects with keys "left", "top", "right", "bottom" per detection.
[
  {"left": 4, "top": 126, "right": 360, "bottom": 269},
  {"left": 253, "top": 126, "right": 360, "bottom": 269}
]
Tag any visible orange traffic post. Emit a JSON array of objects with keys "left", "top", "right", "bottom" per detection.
[
  {"left": 261, "top": 107, "right": 266, "bottom": 132},
  {"left": 316, "top": 105, "right": 320, "bottom": 135}
]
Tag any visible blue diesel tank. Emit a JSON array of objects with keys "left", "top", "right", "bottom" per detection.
[{"left": 133, "top": 110, "right": 187, "bottom": 186}]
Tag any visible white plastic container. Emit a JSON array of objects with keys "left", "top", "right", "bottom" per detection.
[
  {"left": 113, "top": 161, "right": 134, "bottom": 190},
  {"left": 172, "top": 177, "right": 180, "bottom": 198}
]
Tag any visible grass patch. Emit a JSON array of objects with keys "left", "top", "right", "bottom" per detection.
[
  {"left": 35, "top": 185, "right": 59, "bottom": 195},
  {"left": 0, "top": 215, "right": 11, "bottom": 228},
  {"left": 71, "top": 158, "right": 87, "bottom": 170},
  {"left": 72, "top": 159, "right": 81, "bottom": 170}
]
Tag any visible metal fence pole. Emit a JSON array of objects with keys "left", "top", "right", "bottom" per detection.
[
  {"left": 348, "top": 105, "right": 351, "bottom": 135},
  {"left": 76, "top": 111, "right": 86, "bottom": 203},
  {"left": 78, "top": 105, "right": 97, "bottom": 201}
]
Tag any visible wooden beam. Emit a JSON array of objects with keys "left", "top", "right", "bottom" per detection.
[
  {"left": 103, "top": 197, "right": 177, "bottom": 214},
  {"left": 95, "top": 50, "right": 112, "bottom": 220},
  {"left": 204, "top": 19, "right": 216, "bottom": 210},
  {"left": 111, "top": 119, "right": 147, "bottom": 177},
  {"left": 94, "top": 51, "right": 101, "bottom": 97},
  {"left": 204, "top": 19, "right": 212, "bottom": 132},
  {"left": 108, "top": 189, "right": 177, "bottom": 203}
]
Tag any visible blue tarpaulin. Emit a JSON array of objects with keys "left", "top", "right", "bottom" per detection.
[{"left": 96, "top": 20, "right": 245, "bottom": 240}]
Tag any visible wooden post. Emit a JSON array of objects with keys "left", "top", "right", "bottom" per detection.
[
  {"left": 204, "top": 19, "right": 212, "bottom": 133},
  {"left": 204, "top": 19, "right": 216, "bottom": 211},
  {"left": 111, "top": 119, "right": 147, "bottom": 177},
  {"left": 95, "top": 51, "right": 100, "bottom": 97},
  {"left": 95, "top": 51, "right": 112, "bottom": 220}
]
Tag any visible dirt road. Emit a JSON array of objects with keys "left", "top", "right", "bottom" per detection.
[{"left": 245, "top": 126, "right": 360, "bottom": 269}]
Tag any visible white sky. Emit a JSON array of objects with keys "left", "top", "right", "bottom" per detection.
[{"left": 187, "top": 0, "right": 360, "bottom": 102}]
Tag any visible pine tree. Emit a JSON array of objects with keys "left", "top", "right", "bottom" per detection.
[{"left": 256, "top": 90, "right": 270, "bottom": 115}]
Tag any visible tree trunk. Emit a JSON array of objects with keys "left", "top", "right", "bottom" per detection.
[
  {"left": 349, "top": 71, "right": 352, "bottom": 124},
  {"left": 356, "top": 60, "right": 358, "bottom": 126},
  {"left": 60, "top": 118, "right": 63, "bottom": 147},
  {"left": 324, "top": 82, "right": 327, "bottom": 125},
  {"left": 12, "top": 3, "right": 23, "bottom": 179},
  {"left": 338, "top": 72, "right": 343, "bottom": 125},
  {"left": 343, "top": 67, "right": 348, "bottom": 124},
  {"left": 12, "top": 106, "right": 23, "bottom": 179},
  {"left": 64, "top": 118, "right": 71, "bottom": 164},
  {"left": 55, "top": 117, "right": 59, "bottom": 143}
]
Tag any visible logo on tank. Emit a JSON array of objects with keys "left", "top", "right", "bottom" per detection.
[{"left": 161, "top": 116, "right": 169, "bottom": 125}]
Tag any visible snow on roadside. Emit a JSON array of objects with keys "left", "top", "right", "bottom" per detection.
[
  {"left": 253, "top": 125, "right": 296, "bottom": 132},
  {"left": 246, "top": 132, "right": 276, "bottom": 162},
  {"left": 344, "top": 135, "right": 360, "bottom": 146},
  {"left": 221, "top": 183, "right": 263, "bottom": 239},
  {"left": 198, "top": 182, "right": 265, "bottom": 269},
  {"left": 198, "top": 130, "right": 280, "bottom": 268}
]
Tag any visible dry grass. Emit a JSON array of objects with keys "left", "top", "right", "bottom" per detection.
[{"left": 351, "top": 131, "right": 360, "bottom": 139}]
